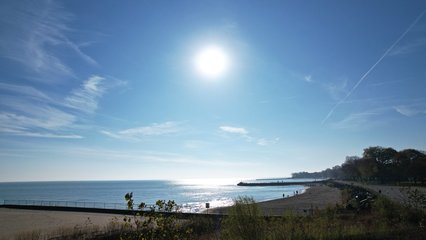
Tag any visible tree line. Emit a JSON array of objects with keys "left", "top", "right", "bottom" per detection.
[{"left": 292, "top": 146, "right": 426, "bottom": 183}]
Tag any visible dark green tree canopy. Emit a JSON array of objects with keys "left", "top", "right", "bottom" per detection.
[{"left": 292, "top": 146, "right": 426, "bottom": 183}]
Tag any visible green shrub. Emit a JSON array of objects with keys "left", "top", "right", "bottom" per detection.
[
  {"left": 221, "top": 196, "right": 265, "bottom": 240},
  {"left": 120, "top": 192, "right": 193, "bottom": 240}
]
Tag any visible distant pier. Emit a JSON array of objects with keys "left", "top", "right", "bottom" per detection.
[{"left": 237, "top": 180, "right": 326, "bottom": 186}]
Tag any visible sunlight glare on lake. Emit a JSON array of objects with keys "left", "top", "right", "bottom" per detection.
[{"left": 174, "top": 178, "right": 242, "bottom": 187}]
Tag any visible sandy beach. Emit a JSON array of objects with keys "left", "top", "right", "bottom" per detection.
[
  {"left": 209, "top": 184, "right": 342, "bottom": 215},
  {"left": 0, "top": 208, "right": 123, "bottom": 239}
]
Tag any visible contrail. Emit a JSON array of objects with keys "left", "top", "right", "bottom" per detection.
[{"left": 321, "top": 10, "right": 426, "bottom": 125}]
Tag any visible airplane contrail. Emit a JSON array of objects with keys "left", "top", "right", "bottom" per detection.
[{"left": 321, "top": 10, "right": 426, "bottom": 125}]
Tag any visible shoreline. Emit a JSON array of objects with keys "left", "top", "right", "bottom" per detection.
[
  {"left": 208, "top": 183, "right": 341, "bottom": 215},
  {"left": 0, "top": 183, "right": 342, "bottom": 238}
]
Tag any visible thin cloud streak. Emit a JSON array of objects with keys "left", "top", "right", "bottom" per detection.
[
  {"left": 325, "top": 78, "right": 348, "bottom": 101},
  {"left": 0, "top": 1, "right": 119, "bottom": 138},
  {"left": 219, "top": 125, "right": 279, "bottom": 146},
  {"left": 65, "top": 75, "right": 106, "bottom": 114},
  {"left": 257, "top": 138, "right": 280, "bottom": 146},
  {"left": 0, "top": 83, "right": 77, "bottom": 135},
  {"left": 0, "top": 76, "right": 123, "bottom": 138},
  {"left": 101, "top": 122, "right": 183, "bottom": 140},
  {"left": 219, "top": 126, "right": 248, "bottom": 134},
  {"left": 0, "top": 0, "right": 97, "bottom": 83},
  {"left": 0, "top": 147, "right": 257, "bottom": 167},
  {"left": 322, "top": 9, "right": 426, "bottom": 124},
  {"left": 0, "top": 83, "right": 52, "bottom": 102},
  {"left": 389, "top": 38, "right": 426, "bottom": 56},
  {"left": 331, "top": 111, "right": 382, "bottom": 130},
  {"left": 394, "top": 105, "right": 426, "bottom": 117},
  {"left": 0, "top": 107, "right": 76, "bottom": 131},
  {"left": 0, "top": 101, "right": 79, "bottom": 138},
  {"left": 0, "top": 130, "right": 83, "bottom": 139}
]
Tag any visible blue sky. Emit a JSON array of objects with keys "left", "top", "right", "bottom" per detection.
[{"left": 1, "top": 0, "right": 426, "bottom": 181}]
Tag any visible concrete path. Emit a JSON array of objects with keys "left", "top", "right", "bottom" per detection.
[{"left": 336, "top": 180, "right": 426, "bottom": 206}]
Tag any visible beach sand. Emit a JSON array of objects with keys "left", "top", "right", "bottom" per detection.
[
  {"left": 209, "top": 184, "right": 342, "bottom": 215},
  {"left": 0, "top": 208, "right": 123, "bottom": 239}
]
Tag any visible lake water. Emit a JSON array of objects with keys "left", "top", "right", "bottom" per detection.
[{"left": 0, "top": 178, "right": 309, "bottom": 212}]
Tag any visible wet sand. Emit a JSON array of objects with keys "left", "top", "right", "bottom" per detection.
[{"left": 209, "top": 184, "right": 342, "bottom": 215}]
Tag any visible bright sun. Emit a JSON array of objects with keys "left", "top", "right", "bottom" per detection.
[{"left": 194, "top": 46, "right": 230, "bottom": 79}]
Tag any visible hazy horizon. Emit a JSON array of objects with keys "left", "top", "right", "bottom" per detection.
[
  {"left": 0, "top": 177, "right": 292, "bottom": 183},
  {"left": 1, "top": 0, "right": 426, "bottom": 182}
]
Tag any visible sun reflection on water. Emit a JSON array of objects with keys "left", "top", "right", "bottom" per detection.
[{"left": 173, "top": 178, "right": 246, "bottom": 187}]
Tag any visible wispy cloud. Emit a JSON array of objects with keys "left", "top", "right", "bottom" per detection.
[
  {"left": 0, "top": 108, "right": 81, "bottom": 139},
  {"left": 101, "top": 122, "right": 183, "bottom": 141},
  {"left": 0, "top": 147, "right": 258, "bottom": 168},
  {"left": 325, "top": 78, "right": 348, "bottom": 101},
  {"left": 0, "top": 2, "right": 123, "bottom": 139},
  {"left": 368, "top": 80, "right": 403, "bottom": 87},
  {"left": 286, "top": 70, "right": 314, "bottom": 83},
  {"left": 257, "top": 138, "right": 280, "bottom": 146},
  {"left": 65, "top": 75, "right": 106, "bottom": 114},
  {"left": 304, "top": 75, "right": 313, "bottom": 83},
  {"left": 0, "top": 82, "right": 52, "bottom": 102},
  {"left": 394, "top": 105, "right": 426, "bottom": 117},
  {"left": 389, "top": 38, "right": 426, "bottom": 56},
  {"left": 0, "top": 129, "right": 82, "bottom": 139},
  {"left": 65, "top": 75, "right": 127, "bottom": 114},
  {"left": 0, "top": 0, "right": 97, "bottom": 83},
  {"left": 0, "top": 106, "right": 76, "bottom": 131},
  {"left": 331, "top": 111, "right": 382, "bottom": 130},
  {"left": 0, "top": 76, "right": 123, "bottom": 138},
  {"left": 322, "top": 10, "right": 426, "bottom": 124},
  {"left": 219, "top": 125, "right": 279, "bottom": 146},
  {"left": 0, "top": 83, "right": 81, "bottom": 138},
  {"left": 219, "top": 126, "right": 248, "bottom": 135}
]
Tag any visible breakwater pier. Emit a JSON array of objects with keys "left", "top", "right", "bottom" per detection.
[{"left": 237, "top": 180, "right": 326, "bottom": 186}]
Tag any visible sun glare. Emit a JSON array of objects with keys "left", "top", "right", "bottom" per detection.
[
  {"left": 194, "top": 46, "right": 230, "bottom": 79},
  {"left": 175, "top": 178, "right": 242, "bottom": 187}
]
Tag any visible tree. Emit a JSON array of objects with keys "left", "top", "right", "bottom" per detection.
[
  {"left": 341, "top": 158, "right": 360, "bottom": 180},
  {"left": 293, "top": 147, "right": 426, "bottom": 183},
  {"left": 362, "top": 147, "right": 397, "bottom": 182},
  {"left": 357, "top": 157, "right": 378, "bottom": 181}
]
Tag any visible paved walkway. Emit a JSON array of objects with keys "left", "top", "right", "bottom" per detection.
[{"left": 335, "top": 180, "right": 426, "bottom": 206}]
